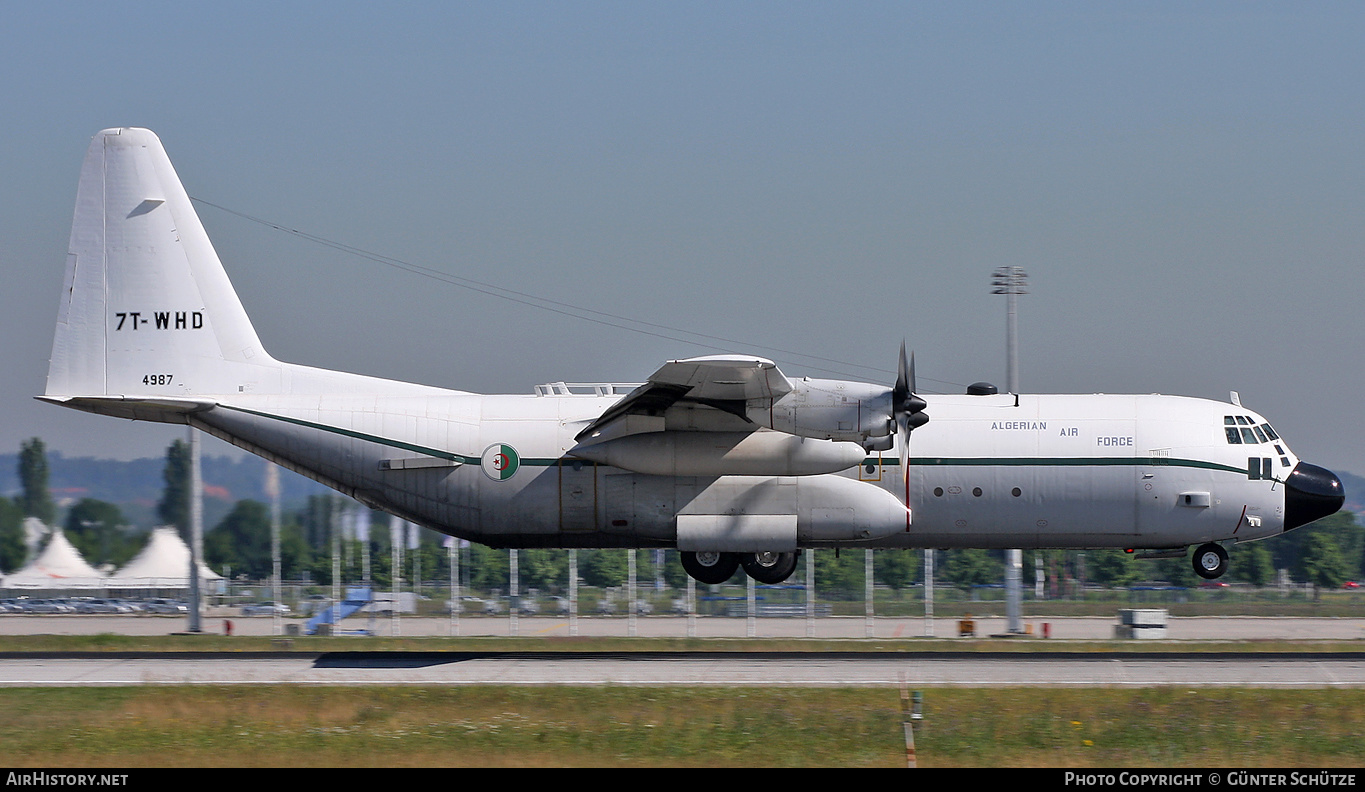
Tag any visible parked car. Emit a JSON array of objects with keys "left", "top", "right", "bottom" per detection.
[
  {"left": 75, "top": 599, "right": 134, "bottom": 613},
  {"left": 447, "top": 596, "right": 484, "bottom": 614},
  {"left": 21, "top": 599, "right": 74, "bottom": 614},
  {"left": 1344, "top": 581, "right": 1361, "bottom": 589},
  {"left": 241, "top": 601, "right": 291, "bottom": 616},
  {"left": 144, "top": 599, "right": 188, "bottom": 614}
]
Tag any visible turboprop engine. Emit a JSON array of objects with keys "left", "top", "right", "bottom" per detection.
[
  {"left": 744, "top": 345, "right": 928, "bottom": 458},
  {"left": 749, "top": 378, "right": 896, "bottom": 444}
]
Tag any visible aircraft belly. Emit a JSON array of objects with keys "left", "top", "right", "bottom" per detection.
[{"left": 906, "top": 462, "right": 1139, "bottom": 548}]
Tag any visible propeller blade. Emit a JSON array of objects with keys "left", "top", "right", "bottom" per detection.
[
  {"left": 895, "top": 342, "right": 909, "bottom": 400},
  {"left": 897, "top": 413, "right": 910, "bottom": 482}
]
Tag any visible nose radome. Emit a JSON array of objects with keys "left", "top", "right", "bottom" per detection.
[{"left": 1284, "top": 462, "right": 1345, "bottom": 531}]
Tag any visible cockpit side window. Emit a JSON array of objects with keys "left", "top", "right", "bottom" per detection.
[{"left": 1225, "top": 427, "right": 1243, "bottom": 444}]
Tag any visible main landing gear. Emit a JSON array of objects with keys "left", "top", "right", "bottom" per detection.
[
  {"left": 681, "top": 551, "right": 800, "bottom": 585},
  {"left": 1192, "top": 542, "right": 1230, "bottom": 580}
]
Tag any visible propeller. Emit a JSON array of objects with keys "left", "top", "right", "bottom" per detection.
[{"left": 892, "top": 341, "right": 929, "bottom": 482}]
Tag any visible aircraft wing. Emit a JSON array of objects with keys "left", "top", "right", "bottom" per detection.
[{"left": 574, "top": 355, "right": 793, "bottom": 442}]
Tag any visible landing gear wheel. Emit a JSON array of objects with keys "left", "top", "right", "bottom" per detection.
[
  {"left": 1192, "top": 542, "right": 1229, "bottom": 580},
  {"left": 741, "top": 551, "right": 799, "bottom": 584},
  {"left": 681, "top": 551, "right": 740, "bottom": 585}
]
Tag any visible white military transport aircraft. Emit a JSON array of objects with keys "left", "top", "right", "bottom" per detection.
[{"left": 40, "top": 128, "right": 1344, "bottom": 585}]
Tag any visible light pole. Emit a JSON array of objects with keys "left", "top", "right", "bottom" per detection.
[
  {"left": 992, "top": 267, "right": 1028, "bottom": 635},
  {"left": 187, "top": 427, "right": 203, "bottom": 633}
]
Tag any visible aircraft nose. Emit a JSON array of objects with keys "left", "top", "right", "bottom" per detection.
[{"left": 1284, "top": 462, "right": 1345, "bottom": 531}]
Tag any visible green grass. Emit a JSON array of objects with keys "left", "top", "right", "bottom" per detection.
[{"left": 3, "top": 686, "right": 1364, "bottom": 767}]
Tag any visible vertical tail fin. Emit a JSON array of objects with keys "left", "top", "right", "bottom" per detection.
[{"left": 45, "top": 128, "right": 278, "bottom": 400}]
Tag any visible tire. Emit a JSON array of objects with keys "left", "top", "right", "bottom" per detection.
[
  {"left": 681, "top": 551, "right": 740, "bottom": 585},
  {"left": 1192, "top": 542, "right": 1229, "bottom": 580},
  {"left": 741, "top": 551, "right": 799, "bottom": 584}
]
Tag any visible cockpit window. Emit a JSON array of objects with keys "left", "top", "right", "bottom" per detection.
[{"left": 1223, "top": 416, "right": 1281, "bottom": 445}]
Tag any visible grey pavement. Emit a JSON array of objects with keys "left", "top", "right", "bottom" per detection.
[{"left": 3, "top": 613, "right": 1365, "bottom": 641}]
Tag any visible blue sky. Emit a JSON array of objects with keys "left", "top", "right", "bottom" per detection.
[{"left": 2, "top": 2, "right": 1362, "bottom": 478}]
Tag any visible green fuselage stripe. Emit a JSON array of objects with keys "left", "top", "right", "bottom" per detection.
[
  {"left": 866, "top": 457, "right": 1246, "bottom": 474},
  {"left": 219, "top": 405, "right": 482, "bottom": 464},
  {"left": 217, "top": 406, "right": 1245, "bottom": 475}
]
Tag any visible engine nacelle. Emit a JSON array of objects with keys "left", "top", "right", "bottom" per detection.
[
  {"left": 568, "top": 430, "right": 865, "bottom": 476},
  {"left": 747, "top": 378, "right": 894, "bottom": 443}
]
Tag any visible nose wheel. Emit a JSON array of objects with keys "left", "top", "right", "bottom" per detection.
[{"left": 1192, "top": 542, "right": 1229, "bottom": 580}]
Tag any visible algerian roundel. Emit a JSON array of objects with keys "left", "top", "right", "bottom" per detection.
[{"left": 480, "top": 443, "right": 521, "bottom": 481}]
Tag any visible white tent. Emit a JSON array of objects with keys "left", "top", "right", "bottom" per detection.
[
  {"left": 106, "top": 527, "right": 224, "bottom": 589},
  {"left": 21, "top": 516, "right": 51, "bottom": 559},
  {"left": 2, "top": 529, "right": 107, "bottom": 589}
]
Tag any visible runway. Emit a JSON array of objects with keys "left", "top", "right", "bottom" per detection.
[
  {"left": 6, "top": 613, "right": 1365, "bottom": 640},
  {"left": 5, "top": 651, "right": 1365, "bottom": 687}
]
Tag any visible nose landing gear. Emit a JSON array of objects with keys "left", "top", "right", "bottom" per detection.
[{"left": 1192, "top": 542, "right": 1229, "bottom": 580}]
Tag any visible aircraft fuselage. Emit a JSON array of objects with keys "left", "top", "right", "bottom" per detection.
[{"left": 136, "top": 386, "right": 1303, "bottom": 554}]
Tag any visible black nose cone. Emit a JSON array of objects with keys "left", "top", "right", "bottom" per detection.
[{"left": 1284, "top": 462, "right": 1345, "bottom": 531}]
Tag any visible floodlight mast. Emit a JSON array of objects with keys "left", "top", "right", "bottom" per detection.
[
  {"left": 991, "top": 266, "right": 1028, "bottom": 395},
  {"left": 992, "top": 267, "right": 1029, "bottom": 635}
]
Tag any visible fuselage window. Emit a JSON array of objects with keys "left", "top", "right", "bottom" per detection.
[
  {"left": 1235, "top": 416, "right": 1251, "bottom": 425},
  {"left": 933, "top": 487, "right": 944, "bottom": 497},
  {"left": 1011, "top": 487, "right": 1022, "bottom": 497},
  {"left": 1226, "top": 427, "right": 1243, "bottom": 444},
  {"left": 1262, "top": 424, "right": 1280, "bottom": 440},
  {"left": 1252, "top": 426, "right": 1268, "bottom": 443},
  {"left": 972, "top": 487, "right": 983, "bottom": 497},
  {"left": 1224, "top": 416, "right": 1236, "bottom": 426},
  {"left": 1241, "top": 428, "right": 1258, "bottom": 444}
]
